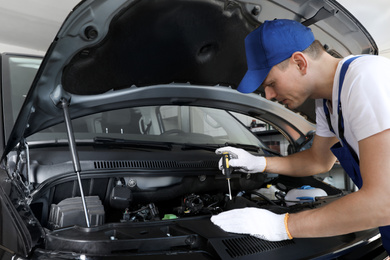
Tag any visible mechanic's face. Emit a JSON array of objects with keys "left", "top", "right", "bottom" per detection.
[{"left": 261, "top": 60, "right": 309, "bottom": 109}]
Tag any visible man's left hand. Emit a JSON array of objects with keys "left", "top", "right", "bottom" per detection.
[{"left": 210, "top": 207, "right": 292, "bottom": 241}]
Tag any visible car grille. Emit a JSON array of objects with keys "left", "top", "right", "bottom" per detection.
[{"left": 222, "top": 236, "right": 295, "bottom": 258}]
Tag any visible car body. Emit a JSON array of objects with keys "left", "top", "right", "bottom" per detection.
[{"left": 0, "top": 0, "right": 386, "bottom": 259}]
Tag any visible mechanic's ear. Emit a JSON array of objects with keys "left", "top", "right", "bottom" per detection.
[{"left": 291, "top": 52, "right": 307, "bottom": 75}]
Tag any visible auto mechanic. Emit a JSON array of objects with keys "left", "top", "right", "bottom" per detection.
[{"left": 210, "top": 19, "right": 390, "bottom": 254}]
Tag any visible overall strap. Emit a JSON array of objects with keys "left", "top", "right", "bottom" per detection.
[
  {"left": 323, "top": 56, "right": 361, "bottom": 158},
  {"left": 337, "top": 56, "right": 361, "bottom": 135}
]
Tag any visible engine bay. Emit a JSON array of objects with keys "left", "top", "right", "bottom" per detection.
[
  {"left": 32, "top": 166, "right": 342, "bottom": 230},
  {"left": 5, "top": 146, "right": 346, "bottom": 257},
  {"left": 8, "top": 144, "right": 344, "bottom": 231},
  {"left": 36, "top": 172, "right": 343, "bottom": 257}
]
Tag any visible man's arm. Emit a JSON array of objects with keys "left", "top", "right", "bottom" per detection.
[
  {"left": 266, "top": 134, "right": 338, "bottom": 177},
  {"left": 289, "top": 129, "right": 390, "bottom": 237}
]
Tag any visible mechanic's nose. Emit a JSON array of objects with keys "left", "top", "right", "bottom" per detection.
[{"left": 264, "top": 86, "right": 277, "bottom": 100}]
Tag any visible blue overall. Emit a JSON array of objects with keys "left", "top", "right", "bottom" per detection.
[{"left": 323, "top": 56, "right": 390, "bottom": 253}]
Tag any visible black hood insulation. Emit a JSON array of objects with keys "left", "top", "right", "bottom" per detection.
[{"left": 62, "top": 0, "right": 254, "bottom": 95}]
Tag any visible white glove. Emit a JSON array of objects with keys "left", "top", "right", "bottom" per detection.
[
  {"left": 216, "top": 146, "right": 267, "bottom": 174},
  {"left": 210, "top": 208, "right": 292, "bottom": 241}
]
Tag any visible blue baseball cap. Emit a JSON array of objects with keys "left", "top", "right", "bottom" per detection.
[{"left": 237, "top": 19, "right": 315, "bottom": 93}]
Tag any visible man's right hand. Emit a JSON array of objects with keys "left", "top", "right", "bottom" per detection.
[{"left": 215, "top": 146, "right": 267, "bottom": 174}]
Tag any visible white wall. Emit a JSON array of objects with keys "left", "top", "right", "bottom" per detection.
[
  {"left": 0, "top": 0, "right": 78, "bottom": 54},
  {"left": 338, "top": 0, "right": 390, "bottom": 59},
  {"left": 0, "top": 42, "right": 44, "bottom": 56}
]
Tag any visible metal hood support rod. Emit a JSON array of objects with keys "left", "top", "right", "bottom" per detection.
[{"left": 60, "top": 98, "right": 90, "bottom": 227}]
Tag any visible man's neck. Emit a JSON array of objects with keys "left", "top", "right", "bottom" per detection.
[{"left": 310, "top": 54, "right": 341, "bottom": 101}]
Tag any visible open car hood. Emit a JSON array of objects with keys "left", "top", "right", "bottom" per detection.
[{"left": 3, "top": 0, "right": 377, "bottom": 157}]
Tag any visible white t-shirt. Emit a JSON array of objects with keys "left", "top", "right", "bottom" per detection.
[{"left": 315, "top": 55, "right": 390, "bottom": 158}]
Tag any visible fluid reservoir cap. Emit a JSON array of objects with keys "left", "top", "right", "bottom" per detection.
[{"left": 299, "top": 185, "right": 315, "bottom": 190}]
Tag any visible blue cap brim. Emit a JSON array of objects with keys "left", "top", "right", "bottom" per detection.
[{"left": 237, "top": 67, "right": 271, "bottom": 93}]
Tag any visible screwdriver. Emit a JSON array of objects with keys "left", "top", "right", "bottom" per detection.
[{"left": 222, "top": 152, "right": 233, "bottom": 200}]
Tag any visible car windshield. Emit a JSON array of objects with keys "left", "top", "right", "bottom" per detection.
[
  {"left": 3, "top": 55, "right": 264, "bottom": 148},
  {"left": 27, "top": 105, "right": 264, "bottom": 147}
]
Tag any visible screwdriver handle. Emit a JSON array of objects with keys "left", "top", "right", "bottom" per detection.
[{"left": 222, "top": 152, "right": 233, "bottom": 178}]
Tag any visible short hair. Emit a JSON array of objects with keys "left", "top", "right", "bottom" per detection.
[{"left": 277, "top": 40, "right": 325, "bottom": 70}]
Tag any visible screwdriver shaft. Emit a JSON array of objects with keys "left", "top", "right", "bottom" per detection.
[{"left": 227, "top": 178, "right": 232, "bottom": 200}]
